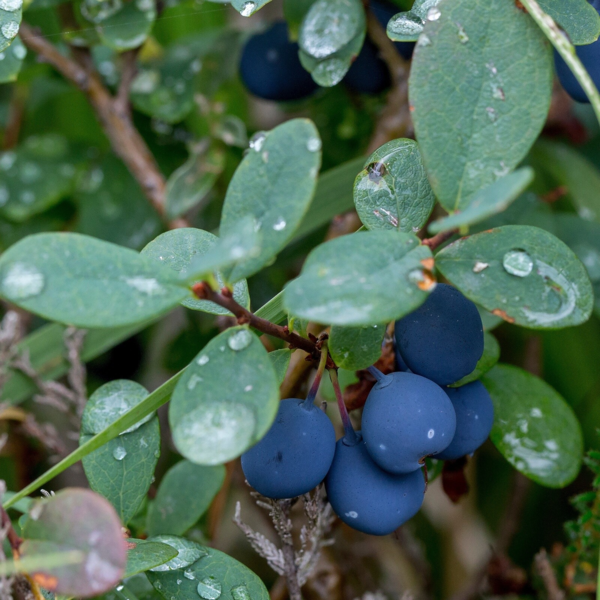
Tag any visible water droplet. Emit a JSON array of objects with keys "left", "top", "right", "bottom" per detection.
[
  {"left": 1, "top": 21, "right": 19, "bottom": 40},
  {"left": 187, "top": 374, "right": 203, "bottom": 391},
  {"left": 197, "top": 577, "right": 222, "bottom": 599},
  {"left": 486, "top": 107, "right": 497, "bottom": 122},
  {"left": 184, "top": 569, "right": 196, "bottom": 580},
  {"left": 1, "top": 263, "right": 45, "bottom": 300},
  {"left": 228, "top": 329, "right": 252, "bottom": 351},
  {"left": 473, "top": 261, "right": 489, "bottom": 273},
  {"left": 427, "top": 6, "right": 441, "bottom": 20},
  {"left": 388, "top": 13, "right": 424, "bottom": 36},
  {"left": 272, "top": 218, "right": 286, "bottom": 231},
  {"left": 418, "top": 34, "right": 432, "bottom": 47},
  {"left": 427, "top": 429, "right": 435, "bottom": 439},
  {"left": 456, "top": 23, "right": 468, "bottom": 43},
  {"left": 344, "top": 511, "right": 358, "bottom": 518},
  {"left": 239, "top": 0, "right": 255, "bottom": 16},
  {"left": 124, "top": 276, "right": 165, "bottom": 296},
  {"left": 307, "top": 137, "right": 321, "bottom": 152},
  {"left": 197, "top": 355, "right": 209, "bottom": 366},
  {"left": 249, "top": 131, "right": 266, "bottom": 152},
  {"left": 231, "top": 585, "right": 252, "bottom": 600},
  {"left": 503, "top": 250, "right": 533, "bottom": 278},
  {"left": 0, "top": 0, "right": 22, "bottom": 11},
  {"left": 149, "top": 535, "right": 207, "bottom": 572},
  {"left": 113, "top": 446, "right": 127, "bottom": 461}
]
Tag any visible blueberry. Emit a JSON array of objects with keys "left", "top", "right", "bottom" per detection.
[
  {"left": 362, "top": 371, "right": 456, "bottom": 474},
  {"left": 345, "top": 39, "right": 391, "bottom": 94},
  {"left": 394, "top": 283, "right": 484, "bottom": 386},
  {"left": 241, "top": 398, "right": 336, "bottom": 499},
  {"left": 394, "top": 342, "right": 410, "bottom": 372},
  {"left": 325, "top": 433, "right": 425, "bottom": 536},
  {"left": 554, "top": 3, "right": 600, "bottom": 104},
  {"left": 436, "top": 381, "right": 494, "bottom": 461},
  {"left": 239, "top": 22, "right": 318, "bottom": 102}
]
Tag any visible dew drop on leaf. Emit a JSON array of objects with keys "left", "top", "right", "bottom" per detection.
[
  {"left": 239, "top": 1, "right": 256, "bottom": 16},
  {"left": 427, "top": 6, "right": 441, "bottom": 20},
  {"left": 0, "top": 0, "right": 22, "bottom": 10},
  {"left": 197, "top": 577, "right": 222, "bottom": 600},
  {"left": 248, "top": 131, "right": 266, "bottom": 152},
  {"left": 1, "top": 263, "right": 45, "bottom": 300},
  {"left": 272, "top": 218, "right": 286, "bottom": 231},
  {"left": 197, "top": 355, "right": 209, "bottom": 366},
  {"left": 113, "top": 446, "right": 127, "bottom": 461},
  {"left": 306, "top": 137, "right": 321, "bottom": 152},
  {"left": 502, "top": 250, "right": 533, "bottom": 278},
  {"left": 149, "top": 536, "right": 207, "bottom": 572},
  {"left": 231, "top": 585, "right": 252, "bottom": 600},
  {"left": 228, "top": 329, "right": 252, "bottom": 351},
  {"left": 184, "top": 569, "right": 196, "bottom": 580},
  {"left": 1, "top": 21, "right": 19, "bottom": 40}
]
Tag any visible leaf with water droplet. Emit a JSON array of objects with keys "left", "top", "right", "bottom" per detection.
[
  {"left": 537, "top": 0, "right": 600, "bottom": 46},
  {"left": 170, "top": 326, "right": 279, "bottom": 465},
  {"left": 354, "top": 139, "right": 436, "bottom": 234},
  {"left": 449, "top": 331, "right": 500, "bottom": 387},
  {"left": 75, "top": 156, "right": 162, "bottom": 250},
  {"left": 0, "top": 232, "right": 188, "bottom": 328},
  {"left": 147, "top": 544, "right": 269, "bottom": 600},
  {"left": 284, "top": 230, "right": 434, "bottom": 326},
  {"left": 386, "top": 0, "right": 442, "bottom": 42},
  {"left": 230, "top": 0, "right": 272, "bottom": 17},
  {"left": 80, "top": 388, "right": 160, "bottom": 524},
  {"left": 0, "top": 35, "right": 25, "bottom": 82},
  {"left": 329, "top": 323, "right": 385, "bottom": 371},
  {"left": 428, "top": 168, "right": 534, "bottom": 234},
  {"left": 482, "top": 364, "right": 583, "bottom": 487},
  {"left": 125, "top": 539, "right": 179, "bottom": 578},
  {"left": 436, "top": 225, "right": 594, "bottom": 329},
  {"left": 20, "top": 489, "right": 127, "bottom": 596},
  {"left": 219, "top": 119, "right": 321, "bottom": 282},
  {"left": 142, "top": 228, "right": 250, "bottom": 317},
  {"left": 147, "top": 461, "right": 225, "bottom": 537},
  {"left": 410, "top": 0, "right": 552, "bottom": 212},
  {"left": 0, "top": 135, "right": 85, "bottom": 222},
  {"left": 0, "top": 0, "right": 22, "bottom": 53},
  {"left": 93, "top": 0, "right": 156, "bottom": 51},
  {"left": 147, "top": 536, "right": 207, "bottom": 572}
]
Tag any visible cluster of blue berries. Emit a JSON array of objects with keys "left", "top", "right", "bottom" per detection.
[
  {"left": 239, "top": 1, "right": 414, "bottom": 101},
  {"left": 555, "top": 0, "right": 600, "bottom": 103},
  {"left": 241, "top": 284, "right": 495, "bottom": 536}
]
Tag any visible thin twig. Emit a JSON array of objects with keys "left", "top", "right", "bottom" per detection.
[
  {"left": 115, "top": 49, "right": 139, "bottom": 117},
  {"left": 534, "top": 549, "right": 565, "bottom": 600},
  {"left": 422, "top": 229, "right": 458, "bottom": 251}
]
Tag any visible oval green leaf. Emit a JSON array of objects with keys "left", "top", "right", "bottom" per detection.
[
  {"left": 269, "top": 348, "right": 291, "bottom": 385},
  {"left": 0, "top": 233, "right": 189, "bottom": 328},
  {"left": 169, "top": 326, "right": 279, "bottom": 465},
  {"left": 410, "top": 0, "right": 552, "bottom": 211},
  {"left": 329, "top": 324, "right": 385, "bottom": 371},
  {"left": 0, "top": 0, "right": 21, "bottom": 53},
  {"left": 96, "top": 0, "right": 156, "bottom": 51},
  {"left": 125, "top": 539, "right": 178, "bottom": 578},
  {"left": 147, "top": 461, "right": 225, "bottom": 537},
  {"left": 387, "top": 0, "right": 442, "bottom": 42},
  {"left": 21, "top": 489, "right": 127, "bottom": 596},
  {"left": 220, "top": 119, "right": 321, "bottom": 282},
  {"left": 354, "top": 139, "right": 435, "bottom": 234},
  {"left": 284, "top": 230, "right": 434, "bottom": 326},
  {"left": 482, "top": 364, "right": 583, "bottom": 487},
  {"left": 0, "top": 35, "right": 25, "bottom": 83},
  {"left": 538, "top": 0, "right": 600, "bottom": 46},
  {"left": 141, "top": 228, "right": 250, "bottom": 316}
]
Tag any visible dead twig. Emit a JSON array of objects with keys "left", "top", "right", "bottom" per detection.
[{"left": 534, "top": 549, "right": 565, "bottom": 600}]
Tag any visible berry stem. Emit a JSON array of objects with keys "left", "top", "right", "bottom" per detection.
[
  {"left": 367, "top": 366, "right": 386, "bottom": 382},
  {"left": 303, "top": 341, "right": 329, "bottom": 407},
  {"left": 329, "top": 369, "right": 358, "bottom": 444}
]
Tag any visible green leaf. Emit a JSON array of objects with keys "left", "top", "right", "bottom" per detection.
[
  {"left": 125, "top": 541, "right": 178, "bottom": 579},
  {"left": 538, "top": 0, "right": 600, "bottom": 45},
  {"left": 231, "top": 0, "right": 273, "bottom": 17},
  {"left": 329, "top": 324, "right": 385, "bottom": 370},
  {"left": 75, "top": 156, "right": 162, "bottom": 250},
  {"left": 284, "top": 230, "right": 434, "bottom": 326},
  {"left": 386, "top": 0, "right": 442, "bottom": 42},
  {"left": 147, "top": 542, "right": 269, "bottom": 600},
  {"left": 482, "top": 364, "right": 583, "bottom": 487},
  {"left": 449, "top": 331, "right": 500, "bottom": 387},
  {"left": 220, "top": 119, "right": 321, "bottom": 282},
  {"left": 0, "top": 0, "right": 21, "bottom": 53},
  {"left": 428, "top": 168, "right": 534, "bottom": 234},
  {"left": 21, "top": 489, "right": 127, "bottom": 596},
  {"left": 0, "top": 233, "right": 189, "bottom": 328},
  {"left": 436, "top": 225, "right": 594, "bottom": 329},
  {"left": 0, "top": 135, "right": 85, "bottom": 222},
  {"left": 553, "top": 213, "right": 600, "bottom": 317},
  {"left": 530, "top": 139, "right": 600, "bottom": 223},
  {"left": 147, "top": 461, "right": 225, "bottom": 537},
  {"left": 125, "top": 539, "right": 178, "bottom": 578},
  {"left": 0, "top": 35, "right": 25, "bottom": 83},
  {"left": 96, "top": 0, "right": 156, "bottom": 51},
  {"left": 299, "top": 0, "right": 365, "bottom": 59},
  {"left": 409, "top": 0, "right": 553, "bottom": 211},
  {"left": 141, "top": 228, "right": 250, "bottom": 316},
  {"left": 169, "top": 326, "right": 279, "bottom": 465},
  {"left": 165, "top": 144, "right": 225, "bottom": 220},
  {"left": 269, "top": 348, "right": 291, "bottom": 385},
  {"left": 354, "top": 139, "right": 435, "bottom": 233}
]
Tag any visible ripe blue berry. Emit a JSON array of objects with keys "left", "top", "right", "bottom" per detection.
[
  {"left": 436, "top": 381, "right": 494, "bottom": 461},
  {"left": 241, "top": 398, "right": 336, "bottom": 499},
  {"left": 554, "top": 2, "right": 600, "bottom": 104},
  {"left": 239, "top": 22, "right": 318, "bottom": 102},
  {"left": 345, "top": 39, "right": 391, "bottom": 94},
  {"left": 325, "top": 434, "right": 425, "bottom": 536},
  {"left": 362, "top": 371, "right": 456, "bottom": 474},
  {"left": 394, "top": 283, "right": 484, "bottom": 386}
]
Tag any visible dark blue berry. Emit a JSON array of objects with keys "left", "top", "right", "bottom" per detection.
[
  {"left": 241, "top": 398, "right": 336, "bottom": 499},
  {"left": 394, "top": 284, "right": 484, "bottom": 386},
  {"left": 345, "top": 39, "right": 391, "bottom": 94},
  {"left": 240, "top": 22, "right": 318, "bottom": 102},
  {"left": 362, "top": 371, "right": 456, "bottom": 474},
  {"left": 436, "top": 381, "right": 494, "bottom": 460},
  {"left": 325, "top": 434, "right": 425, "bottom": 536}
]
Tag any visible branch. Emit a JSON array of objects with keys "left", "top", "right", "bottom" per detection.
[
  {"left": 19, "top": 23, "right": 171, "bottom": 225},
  {"left": 192, "top": 283, "right": 329, "bottom": 360},
  {"left": 422, "top": 229, "right": 457, "bottom": 251},
  {"left": 534, "top": 549, "right": 565, "bottom": 600}
]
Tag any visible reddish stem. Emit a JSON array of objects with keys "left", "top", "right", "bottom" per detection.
[{"left": 422, "top": 229, "right": 458, "bottom": 251}]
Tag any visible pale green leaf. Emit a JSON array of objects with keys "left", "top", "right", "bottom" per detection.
[
  {"left": 269, "top": 348, "right": 291, "bottom": 385},
  {"left": 125, "top": 540, "right": 178, "bottom": 578},
  {"left": 0, "top": 35, "right": 25, "bottom": 83},
  {"left": 329, "top": 324, "right": 385, "bottom": 370},
  {"left": 538, "top": 0, "right": 600, "bottom": 45},
  {"left": 96, "top": 0, "right": 156, "bottom": 51}
]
